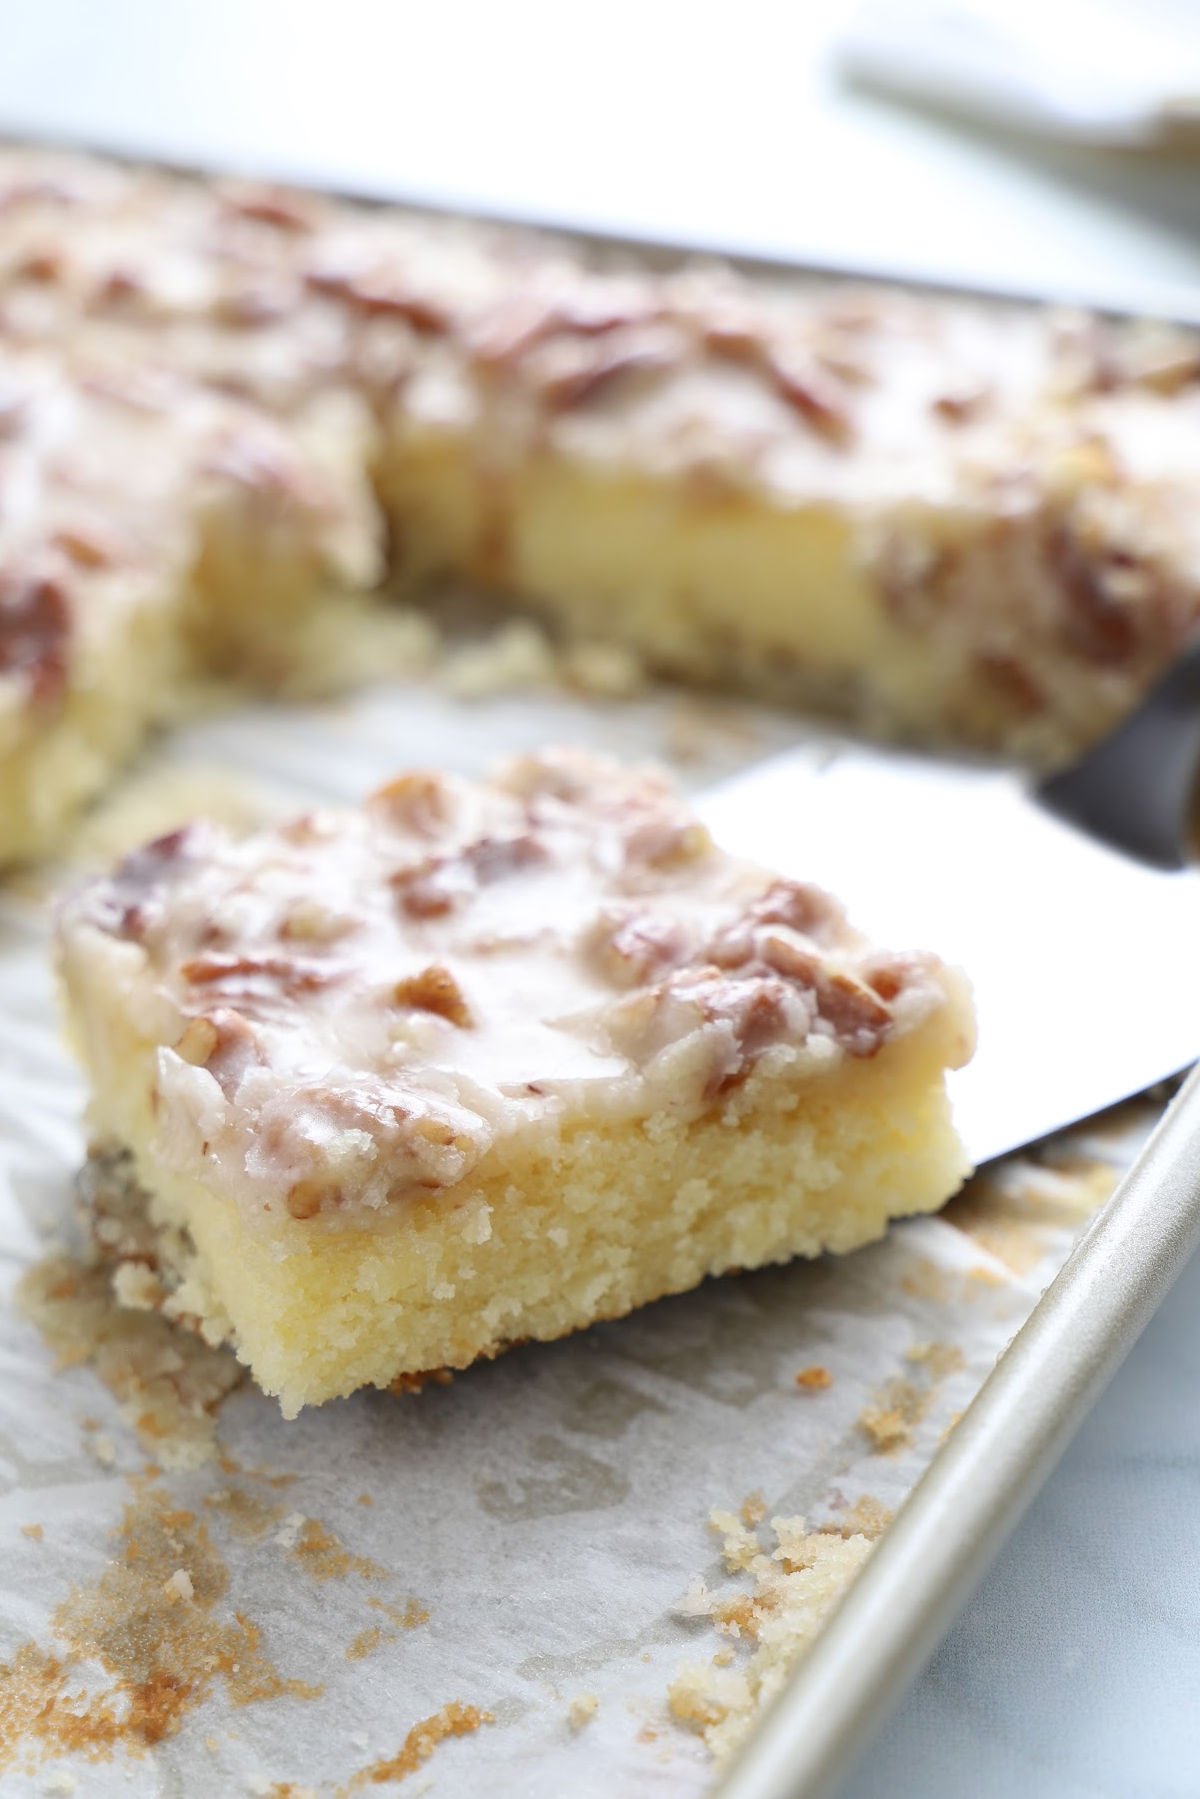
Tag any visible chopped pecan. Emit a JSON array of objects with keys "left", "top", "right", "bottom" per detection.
[
  {"left": 471, "top": 291, "right": 662, "bottom": 373},
  {"left": 99, "top": 826, "right": 197, "bottom": 941},
  {"left": 180, "top": 953, "right": 339, "bottom": 996},
  {"left": 931, "top": 385, "right": 990, "bottom": 424},
  {"left": 591, "top": 910, "right": 684, "bottom": 987},
  {"left": 749, "top": 879, "right": 842, "bottom": 941},
  {"left": 538, "top": 343, "right": 673, "bottom": 413},
  {"left": 0, "top": 571, "right": 70, "bottom": 707},
  {"left": 1049, "top": 521, "right": 1143, "bottom": 666},
  {"left": 52, "top": 523, "right": 122, "bottom": 570},
  {"left": 215, "top": 282, "right": 290, "bottom": 327},
  {"left": 700, "top": 319, "right": 854, "bottom": 445},
  {"left": 370, "top": 771, "right": 451, "bottom": 834},
  {"left": 13, "top": 246, "right": 62, "bottom": 283},
  {"left": 392, "top": 964, "right": 473, "bottom": 1028},
  {"left": 222, "top": 186, "right": 316, "bottom": 232},
  {"left": 305, "top": 265, "right": 450, "bottom": 334},
  {"left": 392, "top": 832, "right": 546, "bottom": 919}
]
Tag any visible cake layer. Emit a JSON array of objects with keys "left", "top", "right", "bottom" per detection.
[{"left": 57, "top": 752, "right": 974, "bottom": 1414}]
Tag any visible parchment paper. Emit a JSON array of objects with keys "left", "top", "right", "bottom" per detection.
[{"left": 0, "top": 668, "right": 1159, "bottom": 1797}]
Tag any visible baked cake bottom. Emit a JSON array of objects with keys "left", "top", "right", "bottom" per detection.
[{"left": 76, "top": 1027, "right": 966, "bottom": 1417}]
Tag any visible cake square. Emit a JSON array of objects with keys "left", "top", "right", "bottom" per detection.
[{"left": 57, "top": 751, "right": 973, "bottom": 1415}]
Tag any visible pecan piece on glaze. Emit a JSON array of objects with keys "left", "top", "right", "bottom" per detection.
[
  {"left": 590, "top": 909, "right": 684, "bottom": 988},
  {"left": 699, "top": 319, "right": 854, "bottom": 445},
  {"left": 706, "top": 977, "right": 794, "bottom": 1096},
  {"left": 392, "top": 832, "right": 546, "bottom": 920},
  {"left": 102, "top": 825, "right": 198, "bottom": 940},
  {"left": 215, "top": 282, "right": 291, "bottom": 328},
  {"left": 538, "top": 344, "right": 673, "bottom": 413},
  {"left": 0, "top": 572, "right": 71, "bottom": 708},
  {"left": 975, "top": 649, "right": 1045, "bottom": 716},
  {"left": 471, "top": 292, "right": 662, "bottom": 374},
  {"left": 51, "top": 523, "right": 122, "bottom": 570},
  {"left": 221, "top": 185, "right": 317, "bottom": 232},
  {"left": 1048, "top": 521, "right": 1144, "bottom": 666},
  {"left": 370, "top": 771, "right": 452, "bottom": 835},
  {"left": 304, "top": 265, "right": 450, "bottom": 335},
  {"left": 13, "top": 246, "right": 62, "bottom": 283},
  {"left": 931, "top": 385, "right": 991, "bottom": 425},
  {"left": 751, "top": 879, "right": 843, "bottom": 941},
  {"left": 179, "top": 953, "right": 340, "bottom": 997},
  {"left": 760, "top": 930, "right": 892, "bottom": 1054},
  {"left": 393, "top": 963, "right": 473, "bottom": 1028},
  {"left": 623, "top": 818, "right": 712, "bottom": 872},
  {"left": 467, "top": 832, "right": 547, "bottom": 883},
  {"left": 812, "top": 968, "right": 892, "bottom": 1051}
]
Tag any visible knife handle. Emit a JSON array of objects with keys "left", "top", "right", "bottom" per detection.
[{"left": 1039, "top": 640, "right": 1200, "bottom": 870}]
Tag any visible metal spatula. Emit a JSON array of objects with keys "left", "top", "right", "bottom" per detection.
[{"left": 698, "top": 644, "right": 1200, "bottom": 1168}]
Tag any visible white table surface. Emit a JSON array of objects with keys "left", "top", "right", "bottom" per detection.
[{"left": 4, "top": 3, "right": 1200, "bottom": 1794}]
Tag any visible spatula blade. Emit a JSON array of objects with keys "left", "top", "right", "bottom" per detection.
[{"left": 698, "top": 742, "right": 1200, "bottom": 1166}]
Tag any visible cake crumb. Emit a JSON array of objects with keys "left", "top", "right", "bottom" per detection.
[
  {"left": 357, "top": 1493, "right": 374, "bottom": 1507},
  {"left": 794, "top": 1365, "right": 832, "bottom": 1391},
  {"left": 22, "top": 1524, "right": 45, "bottom": 1542},
  {"left": 340, "top": 1702, "right": 492, "bottom": 1791},
  {"left": 111, "top": 1262, "right": 165, "bottom": 1313},
  {"left": 830, "top": 1495, "right": 894, "bottom": 1540},
  {"left": 905, "top": 1341, "right": 965, "bottom": 1379},
  {"left": 668, "top": 1515, "right": 872, "bottom": 1763},
  {"left": 39, "top": 1772, "right": 76, "bottom": 1795},
  {"left": 440, "top": 619, "right": 556, "bottom": 698},
  {"left": 16, "top": 1155, "right": 244, "bottom": 1470},
  {"left": 162, "top": 1568, "right": 195, "bottom": 1604},
  {"left": 567, "top": 1692, "right": 598, "bottom": 1730},
  {"left": 738, "top": 1492, "right": 766, "bottom": 1528}
]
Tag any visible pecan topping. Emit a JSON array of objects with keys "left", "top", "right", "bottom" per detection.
[
  {"left": 13, "top": 246, "right": 62, "bottom": 283},
  {"left": 591, "top": 910, "right": 684, "bottom": 987},
  {"left": 471, "top": 292, "right": 662, "bottom": 373},
  {"left": 180, "top": 953, "right": 340, "bottom": 996},
  {"left": 760, "top": 929, "right": 892, "bottom": 1050},
  {"left": 1049, "top": 521, "right": 1144, "bottom": 666},
  {"left": 538, "top": 343, "right": 672, "bottom": 413},
  {"left": 51, "top": 524, "right": 122, "bottom": 570},
  {"left": 222, "top": 186, "right": 316, "bottom": 232},
  {"left": 393, "top": 964, "right": 473, "bottom": 1028},
  {"left": 931, "top": 385, "right": 990, "bottom": 424},
  {"left": 371, "top": 771, "right": 451, "bottom": 834},
  {"left": 0, "top": 572, "right": 70, "bottom": 707},
  {"left": 305, "top": 266, "right": 450, "bottom": 334},
  {"left": 700, "top": 319, "right": 854, "bottom": 444},
  {"left": 391, "top": 832, "right": 547, "bottom": 919}
]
